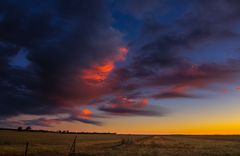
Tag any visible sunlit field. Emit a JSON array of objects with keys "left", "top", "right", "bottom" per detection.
[{"left": 1, "top": 130, "right": 240, "bottom": 156}]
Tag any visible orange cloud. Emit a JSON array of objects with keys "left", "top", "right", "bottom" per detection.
[
  {"left": 81, "top": 61, "right": 114, "bottom": 81},
  {"left": 80, "top": 47, "right": 128, "bottom": 82},
  {"left": 79, "top": 108, "right": 93, "bottom": 119},
  {"left": 236, "top": 87, "right": 240, "bottom": 91}
]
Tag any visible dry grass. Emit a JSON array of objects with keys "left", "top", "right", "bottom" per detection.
[{"left": 0, "top": 130, "right": 240, "bottom": 156}]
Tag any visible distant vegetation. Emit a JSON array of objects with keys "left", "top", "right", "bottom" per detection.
[{"left": 0, "top": 127, "right": 117, "bottom": 135}]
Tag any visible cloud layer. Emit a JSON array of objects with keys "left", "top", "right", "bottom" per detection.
[{"left": 0, "top": 0, "right": 240, "bottom": 127}]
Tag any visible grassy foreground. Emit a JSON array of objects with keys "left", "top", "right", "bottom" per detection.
[{"left": 0, "top": 130, "right": 240, "bottom": 156}]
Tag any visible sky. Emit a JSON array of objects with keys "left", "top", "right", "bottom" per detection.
[{"left": 0, "top": 0, "right": 240, "bottom": 134}]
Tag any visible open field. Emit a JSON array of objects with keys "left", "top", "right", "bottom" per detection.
[{"left": 0, "top": 130, "right": 240, "bottom": 156}]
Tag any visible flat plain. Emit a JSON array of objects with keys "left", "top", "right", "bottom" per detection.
[{"left": 0, "top": 130, "right": 240, "bottom": 156}]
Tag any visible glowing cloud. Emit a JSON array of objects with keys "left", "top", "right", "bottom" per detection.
[
  {"left": 81, "top": 61, "right": 114, "bottom": 81},
  {"left": 80, "top": 47, "right": 128, "bottom": 81},
  {"left": 79, "top": 108, "right": 93, "bottom": 119}
]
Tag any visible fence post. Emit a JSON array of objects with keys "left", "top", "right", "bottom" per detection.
[
  {"left": 25, "top": 142, "right": 29, "bottom": 156},
  {"left": 68, "top": 136, "right": 77, "bottom": 156}
]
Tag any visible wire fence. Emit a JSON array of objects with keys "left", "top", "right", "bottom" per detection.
[{"left": 23, "top": 135, "right": 148, "bottom": 156}]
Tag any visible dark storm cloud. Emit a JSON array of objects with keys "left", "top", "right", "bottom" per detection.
[
  {"left": 99, "top": 106, "right": 164, "bottom": 116},
  {"left": 68, "top": 115, "right": 102, "bottom": 126},
  {"left": 113, "top": 58, "right": 240, "bottom": 100},
  {"left": 98, "top": 96, "right": 166, "bottom": 116},
  {"left": 105, "top": 0, "right": 240, "bottom": 117},
  {"left": 0, "top": 0, "right": 123, "bottom": 123},
  {"left": 23, "top": 118, "right": 56, "bottom": 127},
  {"left": 0, "top": 115, "right": 102, "bottom": 127},
  {"left": 114, "top": 0, "right": 164, "bottom": 19},
  {"left": 118, "top": 0, "right": 240, "bottom": 69},
  {"left": 148, "top": 60, "right": 240, "bottom": 90},
  {"left": 110, "top": 0, "right": 240, "bottom": 92},
  {"left": 109, "top": 0, "right": 240, "bottom": 100},
  {"left": 152, "top": 92, "right": 200, "bottom": 99},
  {"left": 1, "top": 0, "right": 240, "bottom": 127}
]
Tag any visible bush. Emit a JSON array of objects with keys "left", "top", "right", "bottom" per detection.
[
  {"left": 25, "top": 126, "right": 31, "bottom": 131},
  {"left": 17, "top": 127, "right": 22, "bottom": 131}
]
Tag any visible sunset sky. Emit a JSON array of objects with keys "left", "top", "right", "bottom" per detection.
[{"left": 0, "top": 0, "right": 240, "bottom": 134}]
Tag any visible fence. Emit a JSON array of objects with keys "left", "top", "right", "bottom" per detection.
[
  {"left": 24, "top": 136, "right": 78, "bottom": 156},
  {"left": 22, "top": 135, "right": 146, "bottom": 156}
]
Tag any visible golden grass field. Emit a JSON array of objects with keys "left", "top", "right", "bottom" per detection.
[{"left": 0, "top": 130, "right": 240, "bottom": 156}]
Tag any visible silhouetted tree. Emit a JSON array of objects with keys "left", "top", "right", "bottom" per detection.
[
  {"left": 17, "top": 126, "right": 22, "bottom": 131},
  {"left": 25, "top": 126, "right": 31, "bottom": 131}
]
